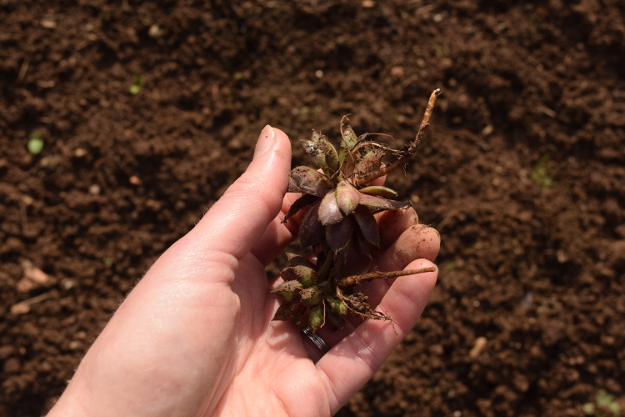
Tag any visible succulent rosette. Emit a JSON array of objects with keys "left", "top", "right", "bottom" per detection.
[
  {"left": 282, "top": 125, "right": 410, "bottom": 260},
  {"left": 273, "top": 90, "right": 441, "bottom": 333}
]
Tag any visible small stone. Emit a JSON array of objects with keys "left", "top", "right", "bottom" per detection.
[
  {"left": 37, "top": 80, "right": 56, "bottom": 89},
  {"left": 469, "top": 336, "right": 487, "bottom": 358},
  {"left": 16, "top": 278, "right": 37, "bottom": 293},
  {"left": 227, "top": 138, "right": 243, "bottom": 150},
  {"left": 391, "top": 66, "right": 404, "bottom": 77},
  {"left": 129, "top": 175, "right": 142, "bottom": 185},
  {"left": 39, "top": 361, "right": 52, "bottom": 372},
  {"left": 24, "top": 266, "right": 51, "bottom": 286},
  {"left": 88, "top": 184, "right": 101, "bottom": 195},
  {"left": 74, "top": 148, "right": 88, "bottom": 157},
  {"left": 41, "top": 19, "right": 56, "bottom": 29},
  {"left": 148, "top": 25, "right": 163, "bottom": 38},
  {"left": 10, "top": 303, "right": 30, "bottom": 315}
]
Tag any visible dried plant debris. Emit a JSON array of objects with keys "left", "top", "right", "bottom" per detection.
[{"left": 274, "top": 89, "right": 441, "bottom": 333}]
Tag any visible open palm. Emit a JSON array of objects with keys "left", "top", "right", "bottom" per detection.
[{"left": 48, "top": 126, "right": 439, "bottom": 417}]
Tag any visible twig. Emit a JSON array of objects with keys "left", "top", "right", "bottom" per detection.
[
  {"left": 18, "top": 59, "right": 29, "bottom": 82},
  {"left": 10, "top": 291, "right": 53, "bottom": 315},
  {"left": 19, "top": 197, "right": 30, "bottom": 237},
  {"left": 337, "top": 266, "right": 437, "bottom": 287}
]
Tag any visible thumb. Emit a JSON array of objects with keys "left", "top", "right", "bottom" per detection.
[{"left": 183, "top": 125, "right": 292, "bottom": 261}]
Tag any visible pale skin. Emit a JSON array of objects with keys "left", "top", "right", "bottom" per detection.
[{"left": 47, "top": 125, "right": 440, "bottom": 417}]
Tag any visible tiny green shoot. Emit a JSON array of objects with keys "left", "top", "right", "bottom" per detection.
[
  {"left": 531, "top": 154, "right": 554, "bottom": 188},
  {"left": 27, "top": 131, "right": 44, "bottom": 155},
  {"left": 129, "top": 75, "right": 146, "bottom": 95},
  {"left": 444, "top": 261, "right": 457, "bottom": 272},
  {"left": 583, "top": 390, "right": 621, "bottom": 416},
  {"left": 102, "top": 257, "right": 113, "bottom": 266},
  {"left": 431, "top": 43, "right": 447, "bottom": 57}
]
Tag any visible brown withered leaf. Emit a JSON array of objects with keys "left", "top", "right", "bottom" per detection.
[{"left": 288, "top": 167, "right": 333, "bottom": 197}]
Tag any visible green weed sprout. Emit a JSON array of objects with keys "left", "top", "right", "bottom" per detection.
[
  {"left": 27, "top": 131, "right": 44, "bottom": 155},
  {"left": 583, "top": 390, "right": 621, "bottom": 417},
  {"left": 129, "top": 75, "right": 146, "bottom": 95},
  {"left": 531, "top": 154, "right": 554, "bottom": 188}
]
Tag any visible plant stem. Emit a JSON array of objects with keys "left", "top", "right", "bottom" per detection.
[
  {"left": 336, "top": 266, "right": 437, "bottom": 287},
  {"left": 353, "top": 88, "right": 441, "bottom": 187}
]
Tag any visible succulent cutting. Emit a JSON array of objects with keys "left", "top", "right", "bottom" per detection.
[{"left": 273, "top": 89, "right": 441, "bottom": 333}]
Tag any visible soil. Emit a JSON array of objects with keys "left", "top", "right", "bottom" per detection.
[{"left": 1, "top": 1, "right": 624, "bottom": 416}]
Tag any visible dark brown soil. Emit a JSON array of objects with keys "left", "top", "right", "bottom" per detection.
[{"left": 2, "top": 1, "right": 625, "bottom": 416}]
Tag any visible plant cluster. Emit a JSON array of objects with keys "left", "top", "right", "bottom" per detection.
[
  {"left": 583, "top": 390, "right": 621, "bottom": 417},
  {"left": 273, "top": 89, "right": 441, "bottom": 333}
]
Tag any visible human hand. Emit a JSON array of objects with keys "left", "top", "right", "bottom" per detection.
[{"left": 48, "top": 125, "right": 439, "bottom": 417}]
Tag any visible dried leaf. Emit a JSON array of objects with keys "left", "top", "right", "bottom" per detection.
[{"left": 287, "top": 166, "right": 333, "bottom": 197}]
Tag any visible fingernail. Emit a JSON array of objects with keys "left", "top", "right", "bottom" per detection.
[{"left": 253, "top": 124, "right": 276, "bottom": 159}]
